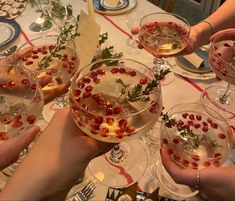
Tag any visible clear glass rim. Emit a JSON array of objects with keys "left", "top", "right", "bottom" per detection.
[
  {"left": 70, "top": 58, "right": 162, "bottom": 118},
  {"left": 139, "top": 12, "right": 191, "bottom": 40}
]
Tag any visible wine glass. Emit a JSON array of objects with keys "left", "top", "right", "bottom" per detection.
[
  {"left": 0, "top": 60, "right": 44, "bottom": 181},
  {"left": 201, "top": 37, "right": 235, "bottom": 119},
  {"left": 29, "top": 0, "right": 52, "bottom": 32},
  {"left": 156, "top": 103, "right": 233, "bottom": 199},
  {"left": 18, "top": 35, "right": 79, "bottom": 122},
  {"left": 138, "top": 12, "right": 190, "bottom": 85},
  {"left": 69, "top": 58, "right": 162, "bottom": 188},
  {"left": 125, "top": 10, "right": 145, "bottom": 49}
]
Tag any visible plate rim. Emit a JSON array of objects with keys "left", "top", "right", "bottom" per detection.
[{"left": 0, "top": 18, "right": 21, "bottom": 49}]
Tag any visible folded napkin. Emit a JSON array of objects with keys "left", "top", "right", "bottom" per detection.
[
  {"left": 114, "top": 182, "right": 138, "bottom": 201},
  {"left": 183, "top": 53, "right": 203, "bottom": 69}
]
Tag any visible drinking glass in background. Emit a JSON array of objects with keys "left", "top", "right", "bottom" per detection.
[
  {"left": 138, "top": 12, "right": 190, "bottom": 85},
  {"left": 29, "top": 0, "right": 53, "bottom": 32},
  {"left": 156, "top": 103, "right": 233, "bottom": 199},
  {"left": 125, "top": 11, "right": 145, "bottom": 48},
  {"left": 0, "top": 61, "right": 44, "bottom": 181},
  {"left": 18, "top": 35, "right": 79, "bottom": 122},
  {"left": 201, "top": 37, "right": 235, "bottom": 119},
  {"left": 69, "top": 58, "right": 162, "bottom": 188}
]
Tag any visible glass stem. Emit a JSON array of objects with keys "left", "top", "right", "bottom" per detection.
[
  {"left": 219, "top": 83, "right": 231, "bottom": 104},
  {"left": 153, "top": 58, "right": 164, "bottom": 73},
  {"left": 109, "top": 144, "right": 127, "bottom": 163}
]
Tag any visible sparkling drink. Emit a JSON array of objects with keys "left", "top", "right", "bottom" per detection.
[
  {"left": 161, "top": 103, "right": 232, "bottom": 169},
  {"left": 70, "top": 59, "right": 162, "bottom": 143},
  {"left": 208, "top": 40, "right": 235, "bottom": 85},
  {"left": 0, "top": 66, "right": 43, "bottom": 142},
  {"left": 139, "top": 20, "right": 189, "bottom": 57},
  {"left": 19, "top": 36, "right": 79, "bottom": 92}
]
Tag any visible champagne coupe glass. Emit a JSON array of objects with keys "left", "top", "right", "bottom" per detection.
[
  {"left": 138, "top": 12, "right": 190, "bottom": 85},
  {"left": 201, "top": 37, "right": 235, "bottom": 119},
  {"left": 156, "top": 103, "right": 232, "bottom": 199},
  {"left": 18, "top": 35, "right": 79, "bottom": 122},
  {"left": 29, "top": 0, "right": 52, "bottom": 32},
  {"left": 69, "top": 58, "right": 162, "bottom": 188},
  {"left": 0, "top": 60, "right": 44, "bottom": 181}
]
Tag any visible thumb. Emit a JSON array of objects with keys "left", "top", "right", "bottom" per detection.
[{"left": 0, "top": 126, "right": 40, "bottom": 170}]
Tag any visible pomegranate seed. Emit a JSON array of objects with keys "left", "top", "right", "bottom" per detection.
[
  {"left": 202, "top": 126, "right": 208, "bottom": 132},
  {"left": 63, "top": 53, "right": 68, "bottom": 58},
  {"left": 128, "top": 71, "right": 136, "bottom": 77},
  {"left": 113, "top": 107, "right": 122, "bottom": 115},
  {"left": 94, "top": 116, "right": 103, "bottom": 124},
  {"left": 218, "top": 133, "right": 226, "bottom": 139},
  {"left": 224, "top": 43, "right": 231, "bottom": 47},
  {"left": 93, "top": 77, "right": 100, "bottom": 84},
  {"left": 111, "top": 68, "right": 119, "bottom": 74},
  {"left": 207, "top": 118, "right": 213, "bottom": 124},
  {"left": 51, "top": 68, "right": 58, "bottom": 74},
  {"left": 1, "top": 117, "right": 12, "bottom": 124},
  {"left": 213, "top": 160, "right": 221, "bottom": 167},
  {"left": 22, "top": 57, "right": 28, "bottom": 61},
  {"left": 21, "top": 79, "right": 30, "bottom": 85},
  {"left": 26, "top": 61, "right": 33, "bottom": 65},
  {"left": 173, "top": 138, "right": 180, "bottom": 144},
  {"left": 162, "top": 138, "right": 168, "bottom": 144},
  {"left": 105, "top": 108, "right": 113, "bottom": 115},
  {"left": 82, "top": 77, "right": 91, "bottom": 83},
  {"left": 31, "top": 84, "right": 36, "bottom": 91},
  {"left": 182, "top": 159, "right": 189, "bottom": 166},
  {"left": 72, "top": 89, "right": 81, "bottom": 96},
  {"left": 41, "top": 50, "right": 48, "bottom": 54},
  {"left": 149, "top": 106, "right": 158, "bottom": 114},
  {"left": 89, "top": 71, "right": 98, "bottom": 78},
  {"left": 191, "top": 161, "right": 198, "bottom": 168},
  {"left": 32, "top": 50, "right": 38, "bottom": 54},
  {"left": 188, "top": 120, "right": 194, "bottom": 126},
  {"left": 71, "top": 56, "right": 76, "bottom": 61},
  {"left": 37, "top": 47, "right": 42, "bottom": 52},
  {"left": 62, "top": 57, "right": 67, "bottom": 62},
  {"left": 165, "top": 122, "right": 172, "bottom": 128},
  {"left": 32, "top": 55, "right": 39, "bottom": 59},
  {"left": 77, "top": 82, "right": 85, "bottom": 89},
  {"left": 139, "top": 77, "right": 147, "bottom": 85},
  {"left": 8, "top": 80, "right": 16, "bottom": 88},
  {"left": 211, "top": 123, "right": 218, "bottom": 129},
  {"left": 85, "top": 85, "right": 93, "bottom": 92},
  {"left": 173, "top": 154, "right": 181, "bottom": 162},
  {"left": 194, "top": 123, "right": 201, "bottom": 129},
  {"left": 168, "top": 148, "right": 174, "bottom": 155},
  {"left": 131, "top": 27, "right": 139, "bottom": 35},
  {"left": 83, "top": 91, "right": 91, "bottom": 98},
  {"left": 106, "top": 118, "right": 114, "bottom": 125},
  {"left": 100, "top": 127, "right": 109, "bottom": 134},
  {"left": 97, "top": 69, "right": 105, "bottom": 75},
  {"left": 63, "top": 63, "right": 68, "bottom": 68},
  {"left": 95, "top": 97, "right": 105, "bottom": 106},
  {"left": 42, "top": 45, "right": 48, "bottom": 50},
  {"left": 202, "top": 121, "right": 208, "bottom": 126},
  {"left": 119, "top": 119, "right": 127, "bottom": 131},
  {"left": 178, "top": 120, "right": 184, "bottom": 126},
  {"left": 49, "top": 45, "right": 55, "bottom": 50},
  {"left": 189, "top": 114, "right": 194, "bottom": 120},
  {"left": 182, "top": 113, "right": 188, "bottom": 118},
  {"left": 90, "top": 123, "right": 100, "bottom": 131},
  {"left": 0, "top": 132, "right": 7, "bottom": 137},
  {"left": 46, "top": 70, "right": 52, "bottom": 75},
  {"left": 91, "top": 130, "right": 98, "bottom": 135},
  {"left": 68, "top": 61, "right": 74, "bottom": 66},
  {"left": 12, "top": 121, "right": 23, "bottom": 128},
  {"left": 204, "top": 161, "right": 211, "bottom": 167},
  {"left": 119, "top": 68, "right": 126, "bottom": 74},
  {"left": 192, "top": 155, "right": 200, "bottom": 161},
  {"left": 214, "top": 152, "right": 222, "bottom": 158},
  {"left": 27, "top": 115, "right": 36, "bottom": 124},
  {"left": 183, "top": 124, "right": 190, "bottom": 129},
  {"left": 126, "top": 126, "right": 135, "bottom": 133},
  {"left": 55, "top": 77, "right": 63, "bottom": 84},
  {"left": 196, "top": 114, "right": 202, "bottom": 121}
]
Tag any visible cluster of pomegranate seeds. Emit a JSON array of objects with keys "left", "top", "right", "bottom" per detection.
[{"left": 0, "top": 132, "right": 8, "bottom": 141}]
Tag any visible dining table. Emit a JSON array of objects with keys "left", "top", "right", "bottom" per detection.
[{"left": 0, "top": 0, "right": 235, "bottom": 200}]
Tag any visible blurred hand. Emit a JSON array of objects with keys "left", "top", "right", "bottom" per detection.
[
  {"left": 0, "top": 107, "right": 115, "bottom": 200},
  {"left": 160, "top": 146, "right": 235, "bottom": 201},
  {"left": 0, "top": 126, "right": 40, "bottom": 171}
]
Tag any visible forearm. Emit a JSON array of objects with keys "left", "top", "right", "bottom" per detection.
[{"left": 193, "top": 0, "right": 235, "bottom": 46}]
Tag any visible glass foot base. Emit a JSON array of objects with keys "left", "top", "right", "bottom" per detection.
[
  {"left": 29, "top": 20, "right": 52, "bottom": 32},
  {"left": 88, "top": 139, "right": 148, "bottom": 188},
  {"left": 201, "top": 86, "right": 235, "bottom": 119},
  {"left": 156, "top": 161, "right": 199, "bottom": 199}
]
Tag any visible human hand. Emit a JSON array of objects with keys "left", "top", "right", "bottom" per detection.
[
  {"left": 0, "top": 126, "right": 40, "bottom": 171},
  {"left": 0, "top": 107, "right": 115, "bottom": 200},
  {"left": 160, "top": 146, "right": 235, "bottom": 201}
]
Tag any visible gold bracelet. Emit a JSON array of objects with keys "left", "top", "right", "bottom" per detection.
[
  {"left": 201, "top": 20, "right": 214, "bottom": 36},
  {"left": 195, "top": 169, "right": 200, "bottom": 190}
]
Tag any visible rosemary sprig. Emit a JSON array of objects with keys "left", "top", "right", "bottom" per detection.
[
  {"left": 37, "top": 23, "right": 80, "bottom": 72},
  {"left": 124, "top": 68, "right": 169, "bottom": 102},
  {"left": 161, "top": 111, "right": 217, "bottom": 149}
]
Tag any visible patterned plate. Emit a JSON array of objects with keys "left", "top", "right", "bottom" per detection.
[
  {"left": 0, "top": 18, "right": 21, "bottom": 49},
  {"left": 0, "top": 0, "right": 27, "bottom": 19}
]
